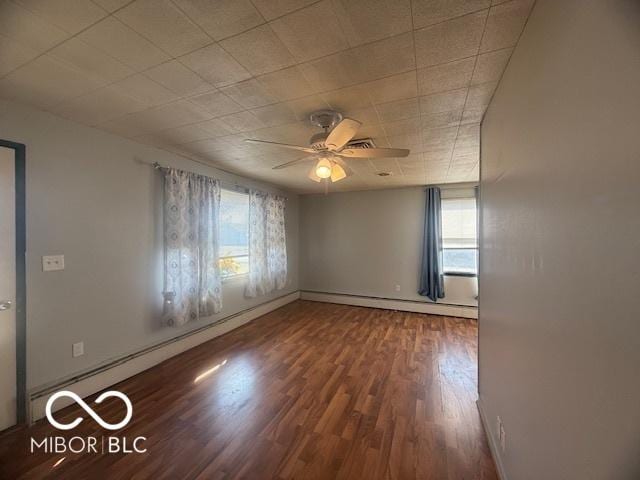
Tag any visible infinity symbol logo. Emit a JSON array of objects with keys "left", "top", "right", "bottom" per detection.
[{"left": 45, "top": 391, "right": 133, "bottom": 431}]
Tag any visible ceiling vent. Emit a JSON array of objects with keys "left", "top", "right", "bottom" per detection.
[{"left": 346, "top": 138, "right": 376, "bottom": 149}]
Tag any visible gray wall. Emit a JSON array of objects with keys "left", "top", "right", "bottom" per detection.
[
  {"left": 300, "top": 186, "right": 478, "bottom": 307},
  {"left": 0, "top": 100, "right": 299, "bottom": 391},
  {"left": 479, "top": 0, "right": 640, "bottom": 478}
]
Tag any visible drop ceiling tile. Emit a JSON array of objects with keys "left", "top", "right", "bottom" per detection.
[
  {"left": 130, "top": 99, "right": 213, "bottom": 133},
  {"left": 472, "top": 48, "right": 511, "bottom": 86},
  {"left": 248, "top": 120, "right": 315, "bottom": 144},
  {"left": 173, "top": 0, "right": 263, "bottom": 40},
  {"left": 92, "top": 0, "right": 129, "bottom": 12},
  {"left": 251, "top": 0, "right": 317, "bottom": 21},
  {"left": 424, "top": 149, "right": 452, "bottom": 162},
  {"left": 419, "top": 88, "right": 467, "bottom": 115},
  {"left": 110, "top": 74, "right": 179, "bottom": 107},
  {"left": 416, "top": 57, "right": 475, "bottom": 96},
  {"left": 456, "top": 123, "right": 480, "bottom": 146},
  {"left": 144, "top": 60, "right": 213, "bottom": 97},
  {"left": 180, "top": 43, "right": 251, "bottom": 87},
  {"left": 354, "top": 32, "right": 416, "bottom": 80},
  {"left": 188, "top": 90, "right": 244, "bottom": 116},
  {"left": 414, "top": 10, "right": 486, "bottom": 67},
  {"left": 422, "top": 125, "right": 458, "bottom": 150},
  {"left": 298, "top": 49, "right": 368, "bottom": 92},
  {"left": 331, "top": 0, "right": 412, "bottom": 47},
  {"left": 365, "top": 71, "right": 418, "bottom": 105},
  {"left": 370, "top": 158, "right": 402, "bottom": 174},
  {"left": 480, "top": 0, "right": 534, "bottom": 52},
  {"left": 78, "top": 17, "right": 170, "bottom": 71},
  {"left": 0, "top": 1, "right": 70, "bottom": 53},
  {"left": 115, "top": 0, "right": 212, "bottom": 56},
  {"left": 270, "top": 0, "right": 349, "bottom": 62},
  {"left": 344, "top": 105, "right": 381, "bottom": 126},
  {"left": 375, "top": 97, "right": 419, "bottom": 123},
  {"left": 48, "top": 87, "right": 147, "bottom": 124},
  {"left": 49, "top": 37, "right": 133, "bottom": 85},
  {"left": 219, "top": 24, "right": 295, "bottom": 76},
  {"left": 421, "top": 109, "right": 461, "bottom": 129},
  {"left": 0, "top": 34, "right": 39, "bottom": 77},
  {"left": 2, "top": 54, "right": 102, "bottom": 107},
  {"left": 412, "top": 0, "right": 490, "bottom": 29},
  {"left": 13, "top": 0, "right": 107, "bottom": 34},
  {"left": 257, "top": 66, "right": 318, "bottom": 102},
  {"left": 284, "top": 95, "right": 330, "bottom": 121},
  {"left": 321, "top": 84, "right": 374, "bottom": 112},
  {"left": 218, "top": 110, "right": 266, "bottom": 133},
  {"left": 220, "top": 78, "right": 280, "bottom": 109},
  {"left": 250, "top": 103, "right": 298, "bottom": 127},
  {"left": 137, "top": 122, "right": 220, "bottom": 145},
  {"left": 465, "top": 81, "right": 497, "bottom": 110},
  {"left": 460, "top": 107, "right": 484, "bottom": 125},
  {"left": 197, "top": 117, "right": 243, "bottom": 137},
  {"left": 382, "top": 117, "right": 421, "bottom": 137}
]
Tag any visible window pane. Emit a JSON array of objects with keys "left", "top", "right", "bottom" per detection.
[
  {"left": 441, "top": 197, "right": 477, "bottom": 248},
  {"left": 443, "top": 248, "right": 477, "bottom": 274},
  {"left": 219, "top": 255, "right": 249, "bottom": 277},
  {"left": 219, "top": 189, "right": 249, "bottom": 277}
]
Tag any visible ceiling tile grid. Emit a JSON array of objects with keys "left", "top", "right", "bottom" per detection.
[{"left": 0, "top": 0, "right": 535, "bottom": 192}]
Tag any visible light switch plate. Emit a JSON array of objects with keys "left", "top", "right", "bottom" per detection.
[
  {"left": 72, "top": 342, "right": 84, "bottom": 358},
  {"left": 43, "top": 255, "right": 64, "bottom": 272}
]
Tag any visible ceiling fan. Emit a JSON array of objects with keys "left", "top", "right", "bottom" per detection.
[{"left": 245, "top": 110, "right": 410, "bottom": 184}]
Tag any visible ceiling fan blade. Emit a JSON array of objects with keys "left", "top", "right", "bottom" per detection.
[
  {"left": 245, "top": 139, "right": 316, "bottom": 153},
  {"left": 272, "top": 156, "right": 316, "bottom": 170},
  {"left": 338, "top": 147, "right": 410, "bottom": 158},
  {"left": 325, "top": 118, "right": 362, "bottom": 151}
]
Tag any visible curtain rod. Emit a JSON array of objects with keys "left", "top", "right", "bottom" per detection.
[{"left": 144, "top": 160, "right": 250, "bottom": 194}]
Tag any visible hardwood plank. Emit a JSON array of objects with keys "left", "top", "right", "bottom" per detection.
[{"left": 0, "top": 301, "right": 497, "bottom": 479}]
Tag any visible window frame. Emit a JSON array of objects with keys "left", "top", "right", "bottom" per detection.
[
  {"left": 441, "top": 196, "right": 478, "bottom": 277},
  {"left": 218, "top": 188, "right": 250, "bottom": 280}
]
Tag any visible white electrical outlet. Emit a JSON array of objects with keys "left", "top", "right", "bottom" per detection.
[
  {"left": 395, "top": 284, "right": 401, "bottom": 292},
  {"left": 43, "top": 255, "right": 65, "bottom": 272},
  {"left": 72, "top": 341, "right": 84, "bottom": 358}
]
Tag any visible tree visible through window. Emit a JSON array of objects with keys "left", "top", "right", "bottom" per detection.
[
  {"left": 441, "top": 197, "right": 477, "bottom": 275},
  {"left": 219, "top": 189, "right": 249, "bottom": 277}
]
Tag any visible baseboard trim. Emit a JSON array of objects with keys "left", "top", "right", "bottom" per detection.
[
  {"left": 299, "top": 290, "right": 478, "bottom": 319},
  {"left": 29, "top": 291, "right": 300, "bottom": 423},
  {"left": 477, "top": 398, "right": 508, "bottom": 480}
]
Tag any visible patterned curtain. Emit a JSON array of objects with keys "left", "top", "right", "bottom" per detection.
[
  {"left": 162, "top": 168, "right": 222, "bottom": 326},
  {"left": 246, "top": 191, "right": 287, "bottom": 298}
]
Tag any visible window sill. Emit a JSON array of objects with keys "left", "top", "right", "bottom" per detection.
[
  {"left": 444, "top": 272, "right": 477, "bottom": 278},
  {"left": 221, "top": 273, "right": 248, "bottom": 284}
]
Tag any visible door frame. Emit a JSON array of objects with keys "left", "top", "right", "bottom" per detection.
[{"left": 0, "top": 139, "right": 26, "bottom": 425}]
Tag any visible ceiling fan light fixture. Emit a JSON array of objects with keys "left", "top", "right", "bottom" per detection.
[
  {"left": 315, "top": 158, "right": 332, "bottom": 179},
  {"left": 330, "top": 163, "right": 347, "bottom": 182}
]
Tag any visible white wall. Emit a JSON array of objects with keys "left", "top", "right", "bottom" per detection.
[
  {"left": 479, "top": 0, "right": 640, "bottom": 478},
  {"left": 300, "top": 186, "right": 477, "bottom": 307},
  {"left": 0, "top": 100, "right": 299, "bottom": 392}
]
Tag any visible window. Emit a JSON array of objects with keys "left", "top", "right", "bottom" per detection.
[
  {"left": 441, "top": 197, "right": 477, "bottom": 275},
  {"left": 219, "top": 189, "right": 249, "bottom": 278}
]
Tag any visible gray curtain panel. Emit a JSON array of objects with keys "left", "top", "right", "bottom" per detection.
[{"left": 419, "top": 186, "right": 445, "bottom": 301}]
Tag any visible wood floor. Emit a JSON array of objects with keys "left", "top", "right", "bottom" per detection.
[{"left": 0, "top": 300, "right": 497, "bottom": 480}]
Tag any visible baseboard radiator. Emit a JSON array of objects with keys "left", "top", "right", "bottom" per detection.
[
  {"left": 29, "top": 291, "right": 300, "bottom": 423},
  {"left": 300, "top": 290, "right": 478, "bottom": 319}
]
